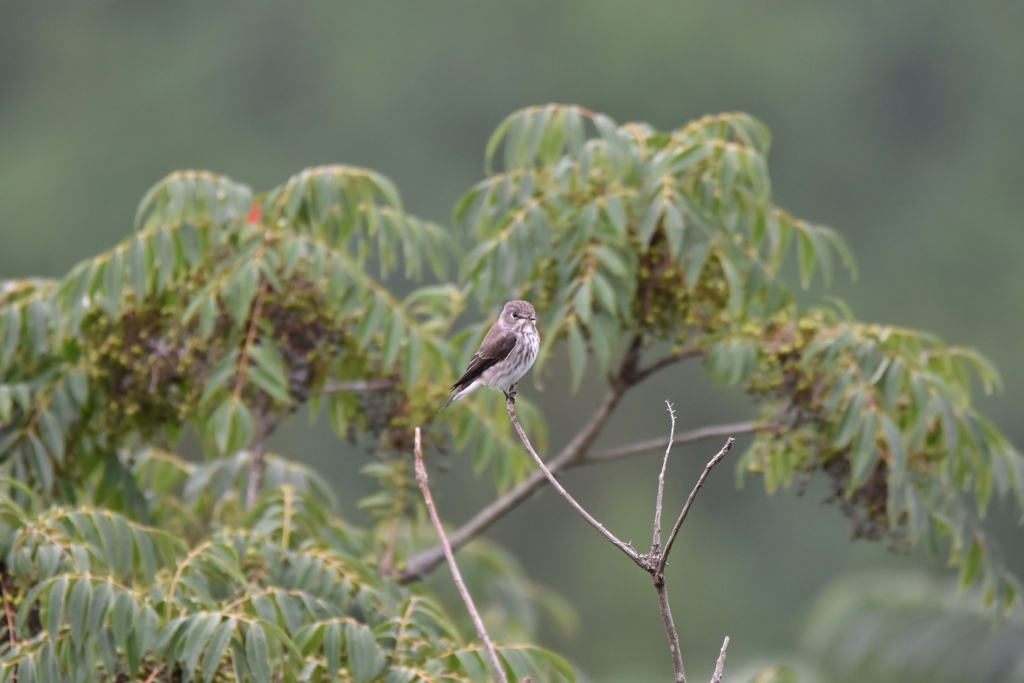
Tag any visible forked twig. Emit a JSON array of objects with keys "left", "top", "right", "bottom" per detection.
[
  {"left": 413, "top": 428, "right": 509, "bottom": 683},
  {"left": 656, "top": 438, "right": 734, "bottom": 577}
]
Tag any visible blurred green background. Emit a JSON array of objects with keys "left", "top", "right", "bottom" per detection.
[{"left": 2, "top": 2, "right": 1022, "bottom": 681}]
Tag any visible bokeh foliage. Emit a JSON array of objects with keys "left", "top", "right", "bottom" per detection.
[{"left": 0, "top": 104, "right": 1021, "bottom": 680}]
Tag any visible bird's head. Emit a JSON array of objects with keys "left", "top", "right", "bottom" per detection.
[{"left": 501, "top": 300, "right": 537, "bottom": 330}]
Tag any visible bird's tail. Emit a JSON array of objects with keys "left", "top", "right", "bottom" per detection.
[{"left": 440, "top": 392, "right": 458, "bottom": 411}]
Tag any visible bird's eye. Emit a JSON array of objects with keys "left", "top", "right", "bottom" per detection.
[{"left": 511, "top": 312, "right": 519, "bottom": 318}]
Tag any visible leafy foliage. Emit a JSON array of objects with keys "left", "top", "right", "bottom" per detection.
[
  {"left": 0, "top": 104, "right": 1022, "bottom": 679},
  {"left": 799, "top": 571, "right": 1024, "bottom": 683}
]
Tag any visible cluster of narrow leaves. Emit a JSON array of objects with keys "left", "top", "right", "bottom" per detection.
[
  {"left": 800, "top": 571, "right": 1024, "bottom": 683},
  {"left": 0, "top": 480, "right": 574, "bottom": 683},
  {"left": 461, "top": 104, "right": 1024, "bottom": 611},
  {"left": 0, "top": 165, "right": 541, "bottom": 505},
  {"left": 456, "top": 104, "right": 853, "bottom": 387},
  {"left": 720, "top": 308, "right": 1024, "bottom": 607}
]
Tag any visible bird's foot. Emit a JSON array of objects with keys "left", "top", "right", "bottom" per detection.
[{"left": 504, "top": 382, "right": 519, "bottom": 404}]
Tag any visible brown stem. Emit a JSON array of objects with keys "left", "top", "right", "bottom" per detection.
[
  {"left": 584, "top": 421, "right": 756, "bottom": 464},
  {"left": 506, "top": 388, "right": 645, "bottom": 568},
  {"left": 654, "top": 578, "right": 686, "bottom": 683},
  {"left": 320, "top": 378, "right": 400, "bottom": 394},
  {"left": 651, "top": 402, "right": 677, "bottom": 556},
  {"left": 413, "top": 428, "right": 509, "bottom": 683},
  {"left": 234, "top": 281, "right": 268, "bottom": 400},
  {"left": 656, "top": 438, "right": 734, "bottom": 577},
  {"left": 710, "top": 637, "right": 730, "bottom": 683}
]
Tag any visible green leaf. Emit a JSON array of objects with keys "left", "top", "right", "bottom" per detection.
[
  {"left": 797, "top": 227, "right": 815, "bottom": 289},
  {"left": 639, "top": 200, "right": 663, "bottom": 249},
  {"left": 245, "top": 623, "right": 272, "bottom": 683},
  {"left": 961, "top": 536, "right": 984, "bottom": 589},
  {"left": 183, "top": 613, "right": 222, "bottom": 682},
  {"left": 850, "top": 411, "right": 879, "bottom": 490},
  {"left": 567, "top": 322, "right": 587, "bottom": 392},
  {"left": 603, "top": 195, "right": 627, "bottom": 239},
  {"left": 324, "top": 620, "right": 342, "bottom": 681},
  {"left": 345, "top": 622, "right": 386, "bottom": 683},
  {"left": 67, "top": 576, "right": 92, "bottom": 647},
  {"left": 46, "top": 576, "right": 68, "bottom": 642},
  {"left": 203, "top": 617, "right": 236, "bottom": 683},
  {"left": 112, "top": 591, "right": 137, "bottom": 648},
  {"left": 26, "top": 435, "right": 54, "bottom": 491},
  {"left": 87, "top": 580, "right": 113, "bottom": 637},
  {"left": 38, "top": 409, "right": 65, "bottom": 464},
  {"left": 247, "top": 341, "right": 292, "bottom": 404},
  {"left": 201, "top": 350, "right": 240, "bottom": 405},
  {"left": 573, "top": 283, "right": 592, "bottom": 325},
  {"left": 593, "top": 245, "right": 629, "bottom": 278}
]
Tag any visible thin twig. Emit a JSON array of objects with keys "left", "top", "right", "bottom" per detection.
[
  {"left": 0, "top": 578, "right": 16, "bottom": 646},
  {"left": 142, "top": 664, "right": 165, "bottom": 683},
  {"left": 506, "top": 388, "right": 645, "bottom": 569},
  {"left": 651, "top": 401, "right": 676, "bottom": 555},
  {"left": 632, "top": 347, "right": 703, "bottom": 383},
  {"left": 657, "top": 438, "right": 734, "bottom": 576},
  {"left": 655, "top": 580, "right": 686, "bottom": 683},
  {"left": 320, "top": 378, "right": 400, "bottom": 394},
  {"left": 234, "top": 280, "right": 268, "bottom": 400},
  {"left": 413, "top": 428, "right": 509, "bottom": 683},
  {"left": 710, "top": 637, "right": 730, "bottom": 683},
  {"left": 585, "top": 421, "right": 757, "bottom": 464}
]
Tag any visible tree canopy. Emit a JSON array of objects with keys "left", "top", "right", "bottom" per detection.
[{"left": 0, "top": 104, "right": 1021, "bottom": 681}]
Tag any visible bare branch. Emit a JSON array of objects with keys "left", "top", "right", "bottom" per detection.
[
  {"left": 400, "top": 383, "right": 627, "bottom": 582},
  {"left": 585, "top": 421, "right": 757, "bottom": 465},
  {"left": 632, "top": 347, "right": 703, "bottom": 384},
  {"left": 506, "top": 387, "right": 645, "bottom": 569},
  {"left": 657, "top": 438, "right": 734, "bottom": 576},
  {"left": 655, "top": 579, "right": 686, "bottom": 683},
  {"left": 651, "top": 401, "right": 677, "bottom": 555},
  {"left": 413, "top": 427, "right": 509, "bottom": 683},
  {"left": 710, "top": 637, "right": 730, "bottom": 683},
  {"left": 320, "top": 378, "right": 400, "bottom": 394}
]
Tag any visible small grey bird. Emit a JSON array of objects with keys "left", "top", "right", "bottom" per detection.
[{"left": 442, "top": 300, "right": 540, "bottom": 409}]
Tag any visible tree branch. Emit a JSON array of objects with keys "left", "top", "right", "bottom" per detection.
[
  {"left": 505, "top": 387, "right": 646, "bottom": 568},
  {"left": 632, "top": 347, "right": 703, "bottom": 384},
  {"left": 656, "top": 438, "right": 734, "bottom": 576},
  {"left": 655, "top": 579, "right": 686, "bottom": 683},
  {"left": 651, "top": 401, "right": 676, "bottom": 556},
  {"left": 412, "top": 428, "right": 508, "bottom": 683},
  {"left": 710, "top": 637, "right": 730, "bottom": 683},
  {"left": 584, "top": 421, "right": 757, "bottom": 465},
  {"left": 320, "top": 378, "right": 400, "bottom": 394}
]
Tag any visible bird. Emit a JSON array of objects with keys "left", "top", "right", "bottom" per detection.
[{"left": 442, "top": 300, "right": 540, "bottom": 410}]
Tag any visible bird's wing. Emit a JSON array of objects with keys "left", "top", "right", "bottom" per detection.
[{"left": 448, "top": 326, "right": 518, "bottom": 392}]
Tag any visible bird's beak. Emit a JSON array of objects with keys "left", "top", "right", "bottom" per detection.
[{"left": 528, "top": 315, "right": 536, "bottom": 321}]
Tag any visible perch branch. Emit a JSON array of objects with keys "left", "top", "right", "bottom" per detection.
[
  {"left": 656, "top": 438, "right": 734, "bottom": 576},
  {"left": 413, "top": 428, "right": 508, "bottom": 683},
  {"left": 506, "top": 388, "right": 645, "bottom": 569}
]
